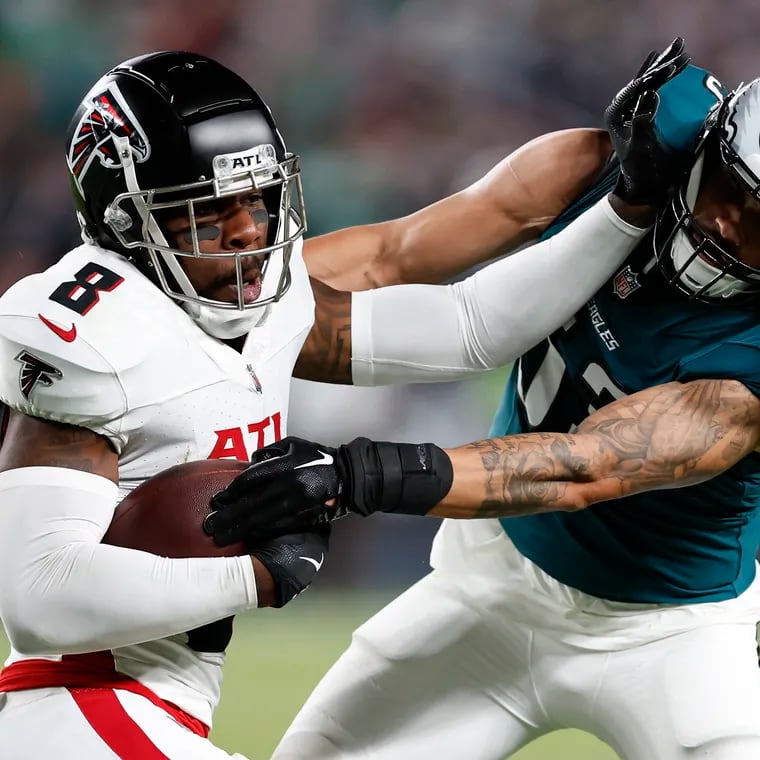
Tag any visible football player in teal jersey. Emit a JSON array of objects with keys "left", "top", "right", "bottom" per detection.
[{"left": 211, "top": 41, "right": 760, "bottom": 759}]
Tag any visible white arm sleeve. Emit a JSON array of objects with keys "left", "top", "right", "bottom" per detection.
[
  {"left": 0, "top": 467, "right": 258, "bottom": 655},
  {"left": 351, "top": 196, "right": 647, "bottom": 384}
]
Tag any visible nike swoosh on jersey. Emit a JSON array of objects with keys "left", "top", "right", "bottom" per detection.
[
  {"left": 38, "top": 314, "right": 77, "bottom": 343},
  {"left": 294, "top": 451, "right": 334, "bottom": 469},
  {"left": 298, "top": 553, "right": 324, "bottom": 571}
]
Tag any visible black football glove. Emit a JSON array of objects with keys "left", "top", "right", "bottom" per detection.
[
  {"left": 251, "top": 526, "right": 330, "bottom": 608},
  {"left": 604, "top": 37, "right": 691, "bottom": 206},
  {"left": 206, "top": 437, "right": 344, "bottom": 545},
  {"left": 204, "top": 436, "right": 453, "bottom": 545}
]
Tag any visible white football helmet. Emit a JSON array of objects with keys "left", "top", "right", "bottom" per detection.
[{"left": 654, "top": 78, "right": 760, "bottom": 301}]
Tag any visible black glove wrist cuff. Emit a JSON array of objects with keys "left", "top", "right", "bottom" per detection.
[
  {"left": 339, "top": 438, "right": 454, "bottom": 516},
  {"left": 612, "top": 173, "right": 661, "bottom": 208}
]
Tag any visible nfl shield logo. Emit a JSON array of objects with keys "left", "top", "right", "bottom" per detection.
[{"left": 613, "top": 265, "right": 640, "bottom": 299}]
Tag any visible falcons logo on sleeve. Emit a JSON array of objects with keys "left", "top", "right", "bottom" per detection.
[{"left": 15, "top": 351, "right": 63, "bottom": 400}]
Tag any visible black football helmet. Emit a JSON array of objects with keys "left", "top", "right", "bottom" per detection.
[
  {"left": 65, "top": 51, "right": 305, "bottom": 334},
  {"left": 653, "top": 78, "right": 760, "bottom": 301}
]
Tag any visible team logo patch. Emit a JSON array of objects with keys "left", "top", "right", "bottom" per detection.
[
  {"left": 67, "top": 83, "right": 150, "bottom": 192},
  {"left": 613, "top": 265, "right": 641, "bottom": 299},
  {"left": 15, "top": 351, "right": 63, "bottom": 400}
]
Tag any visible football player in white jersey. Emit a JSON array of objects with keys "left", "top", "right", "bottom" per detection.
[
  {"left": 0, "top": 46, "right": 686, "bottom": 758},
  {"left": 0, "top": 51, "right": 329, "bottom": 760}
]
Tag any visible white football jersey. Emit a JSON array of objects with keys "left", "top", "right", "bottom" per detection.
[{"left": 0, "top": 240, "right": 314, "bottom": 725}]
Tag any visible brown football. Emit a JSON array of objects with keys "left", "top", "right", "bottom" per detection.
[{"left": 102, "top": 459, "right": 249, "bottom": 557}]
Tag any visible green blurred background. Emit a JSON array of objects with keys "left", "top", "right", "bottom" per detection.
[{"left": 3, "top": 2, "right": 760, "bottom": 758}]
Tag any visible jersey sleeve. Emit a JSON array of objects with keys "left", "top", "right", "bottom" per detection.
[
  {"left": 351, "top": 197, "right": 648, "bottom": 385},
  {"left": 0, "top": 314, "right": 128, "bottom": 451},
  {"left": 676, "top": 338, "right": 760, "bottom": 398}
]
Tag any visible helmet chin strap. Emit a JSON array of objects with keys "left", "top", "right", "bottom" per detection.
[
  {"left": 184, "top": 301, "right": 272, "bottom": 339},
  {"left": 669, "top": 154, "right": 748, "bottom": 299}
]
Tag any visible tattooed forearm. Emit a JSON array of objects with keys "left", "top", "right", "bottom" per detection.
[
  {"left": 459, "top": 433, "right": 601, "bottom": 518},
  {"left": 294, "top": 279, "right": 353, "bottom": 383},
  {"left": 0, "top": 409, "right": 118, "bottom": 482},
  {"left": 435, "top": 379, "right": 760, "bottom": 519}
]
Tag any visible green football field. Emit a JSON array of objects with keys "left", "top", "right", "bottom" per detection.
[
  {"left": 0, "top": 591, "right": 617, "bottom": 759},
  {"left": 210, "top": 591, "right": 619, "bottom": 759}
]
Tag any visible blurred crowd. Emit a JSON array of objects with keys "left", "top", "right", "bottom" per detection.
[{"left": 2, "top": 0, "right": 760, "bottom": 587}]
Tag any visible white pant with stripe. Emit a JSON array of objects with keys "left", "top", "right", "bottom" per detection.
[
  {"left": 0, "top": 686, "right": 250, "bottom": 759},
  {"left": 273, "top": 519, "right": 760, "bottom": 760}
]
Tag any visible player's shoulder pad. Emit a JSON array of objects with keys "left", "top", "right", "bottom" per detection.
[
  {"left": 0, "top": 244, "right": 183, "bottom": 425},
  {"left": 655, "top": 64, "right": 727, "bottom": 152}
]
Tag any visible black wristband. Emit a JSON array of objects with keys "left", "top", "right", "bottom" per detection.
[{"left": 338, "top": 438, "right": 454, "bottom": 516}]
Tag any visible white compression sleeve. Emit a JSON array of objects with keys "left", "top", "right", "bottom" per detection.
[
  {"left": 351, "top": 196, "right": 647, "bottom": 385},
  {"left": 0, "top": 467, "right": 257, "bottom": 655}
]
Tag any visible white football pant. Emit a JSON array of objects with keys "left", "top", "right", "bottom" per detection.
[{"left": 273, "top": 520, "right": 760, "bottom": 760}]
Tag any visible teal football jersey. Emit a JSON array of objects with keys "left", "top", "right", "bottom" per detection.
[{"left": 492, "top": 66, "right": 760, "bottom": 603}]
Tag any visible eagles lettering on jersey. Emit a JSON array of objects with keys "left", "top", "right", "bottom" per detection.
[{"left": 491, "top": 66, "right": 760, "bottom": 604}]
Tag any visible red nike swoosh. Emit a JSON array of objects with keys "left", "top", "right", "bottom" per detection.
[{"left": 38, "top": 314, "right": 77, "bottom": 342}]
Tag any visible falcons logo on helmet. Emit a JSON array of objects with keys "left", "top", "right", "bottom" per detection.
[
  {"left": 67, "top": 83, "right": 151, "bottom": 191},
  {"left": 15, "top": 351, "right": 63, "bottom": 400}
]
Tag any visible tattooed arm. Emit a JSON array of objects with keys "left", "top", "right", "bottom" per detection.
[
  {"left": 294, "top": 131, "right": 611, "bottom": 382},
  {"left": 204, "top": 378, "right": 760, "bottom": 534},
  {"left": 433, "top": 378, "right": 760, "bottom": 518},
  {"left": 0, "top": 409, "right": 118, "bottom": 481},
  {"left": 293, "top": 278, "right": 353, "bottom": 383},
  {"left": 295, "top": 193, "right": 650, "bottom": 386},
  {"left": 204, "top": 379, "right": 760, "bottom": 538}
]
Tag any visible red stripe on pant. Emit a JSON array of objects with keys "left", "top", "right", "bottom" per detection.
[
  {"left": 0, "top": 654, "right": 209, "bottom": 737},
  {"left": 68, "top": 688, "right": 171, "bottom": 759}
]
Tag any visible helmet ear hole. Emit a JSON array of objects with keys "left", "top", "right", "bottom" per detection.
[{"left": 103, "top": 205, "right": 133, "bottom": 234}]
